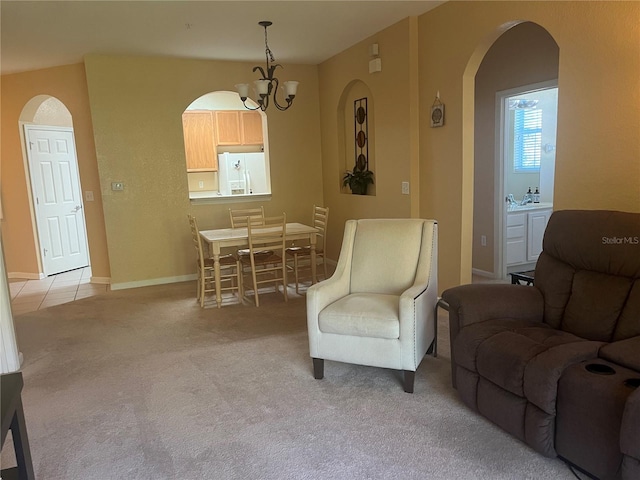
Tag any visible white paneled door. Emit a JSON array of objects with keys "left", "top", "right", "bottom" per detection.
[{"left": 25, "top": 126, "right": 89, "bottom": 276}]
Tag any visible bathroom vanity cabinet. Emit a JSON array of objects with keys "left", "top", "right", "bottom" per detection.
[{"left": 506, "top": 205, "right": 552, "bottom": 268}]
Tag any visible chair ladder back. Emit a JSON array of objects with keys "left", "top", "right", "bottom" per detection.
[
  {"left": 229, "top": 206, "right": 265, "bottom": 228},
  {"left": 248, "top": 214, "right": 287, "bottom": 257},
  {"left": 188, "top": 214, "right": 206, "bottom": 268},
  {"left": 312, "top": 205, "right": 329, "bottom": 253}
]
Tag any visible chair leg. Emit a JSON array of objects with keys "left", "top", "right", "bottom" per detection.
[
  {"left": 403, "top": 370, "right": 415, "bottom": 393},
  {"left": 282, "top": 263, "right": 288, "bottom": 302},
  {"left": 200, "top": 272, "right": 206, "bottom": 308},
  {"left": 313, "top": 358, "right": 324, "bottom": 379},
  {"left": 294, "top": 254, "right": 300, "bottom": 294},
  {"left": 253, "top": 271, "right": 260, "bottom": 307},
  {"left": 236, "top": 261, "right": 243, "bottom": 300}
]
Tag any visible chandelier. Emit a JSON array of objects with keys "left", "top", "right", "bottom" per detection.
[{"left": 235, "top": 21, "right": 298, "bottom": 112}]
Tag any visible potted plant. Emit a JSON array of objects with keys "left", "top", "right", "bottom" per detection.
[{"left": 342, "top": 169, "right": 374, "bottom": 195}]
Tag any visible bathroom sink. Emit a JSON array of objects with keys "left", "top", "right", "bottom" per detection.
[{"left": 508, "top": 202, "right": 553, "bottom": 212}]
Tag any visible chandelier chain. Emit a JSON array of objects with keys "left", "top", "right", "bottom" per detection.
[{"left": 264, "top": 26, "right": 275, "bottom": 65}]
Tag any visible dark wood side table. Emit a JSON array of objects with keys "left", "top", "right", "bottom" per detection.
[
  {"left": 1, "top": 372, "right": 35, "bottom": 480},
  {"left": 510, "top": 270, "right": 535, "bottom": 286}
]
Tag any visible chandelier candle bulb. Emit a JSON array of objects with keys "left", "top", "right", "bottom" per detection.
[
  {"left": 254, "top": 79, "right": 270, "bottom": 96},
  {"left": 235, "top": 83, "right": 250, "bottom": 99},
  {"left": 283, "top": 81, "right": 298, "bottom": 99}
]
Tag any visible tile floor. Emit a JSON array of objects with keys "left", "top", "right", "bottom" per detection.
[{"left": 9, "top": 267, "right": 109, "bottom": 316}]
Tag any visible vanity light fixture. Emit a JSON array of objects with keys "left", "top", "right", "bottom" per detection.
[
  {"left": 509, "top": 99, "right": 538, "bottom": 109},
  {"left": 235, "top": 21, "right": 298, "bottom": 112}
]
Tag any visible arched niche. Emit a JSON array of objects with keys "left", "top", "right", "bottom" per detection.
[{"left": 337, "top": 80, "right": 376, "bottom": 195}]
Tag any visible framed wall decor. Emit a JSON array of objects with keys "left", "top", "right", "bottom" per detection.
[
  {"left": 354, "top": 97, "right": 368, "bottom": 171},
  {"left": 431, "top": 95, "right": 444, "bottom": 128}
]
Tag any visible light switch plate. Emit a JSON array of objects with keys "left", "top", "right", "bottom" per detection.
[
  {"left": 85, "top": 191, "right": 94, "bottom": 201},
  {"left": 401, "top": 181, "right": 410, "bottom": 195}
]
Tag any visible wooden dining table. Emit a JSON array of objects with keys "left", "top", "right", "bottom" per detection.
[{"left": 199, "top": 222, "right": 319, "bottom": 308}]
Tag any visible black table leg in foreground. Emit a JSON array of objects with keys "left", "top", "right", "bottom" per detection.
[
  {"left": 1, "top": 372, "right": 35, "bottom": 480},
  {"left": 509, "top": 270, "right": 535, "bottom": 285}
]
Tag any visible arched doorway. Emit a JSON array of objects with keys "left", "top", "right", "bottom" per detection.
[
  {"left": 463, "top": 21, "right": 559, "bottom": 283},
  {"left": 20, "top": 95, "right": 90, "bottom": 276}
]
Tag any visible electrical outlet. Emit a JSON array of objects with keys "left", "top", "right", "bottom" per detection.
[
  {"left": 401, "top": 181, "right": 410, "bottom": 195},
  {"left": 198, "top": 181, "right": 204, "bottom": 189},
  {"left": 111, "top": 182, "right": 124, "bottom": 191},
  {"left": 481, "top": 235, "right": 487, "bottom": 247}
]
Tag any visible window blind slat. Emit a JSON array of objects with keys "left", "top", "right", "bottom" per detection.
[{"left": 514, "top": 108, "right": 542, "bottom": 172}]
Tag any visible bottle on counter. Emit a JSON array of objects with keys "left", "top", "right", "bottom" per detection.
[{"left": 534, "top": 187, "right": 540, "bottom": 203}]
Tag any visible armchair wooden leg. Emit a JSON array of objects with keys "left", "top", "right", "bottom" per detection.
[
  {"left": 312, "top": 358, "right": 324, "bottom": 379},
  {"left": 403, "top": 370, "right": 415, "bottom": 393}
]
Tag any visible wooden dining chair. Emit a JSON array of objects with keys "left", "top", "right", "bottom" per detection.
[
  {"left": 240, "top": 214, "right": 288, "bottom": 307},
  {"left": 229, "top": 205, "right": 274, "bottom": 262},
  {"left": 188, "top": 214, "right": 242, "bottom": 307},
  {"left": 286, "top": 205, "right": 329, "bottom": 294}
]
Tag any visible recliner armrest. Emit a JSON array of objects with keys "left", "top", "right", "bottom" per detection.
[{"left": 443, "top": 283, "right": 544, "bottom": 339}]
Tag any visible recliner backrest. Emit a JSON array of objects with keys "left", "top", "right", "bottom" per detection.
[
  {"left": 350, "top": 219, "right": 427, "bottom": 295},
  {"left": 535, "top": 210, "right": 640, "bottom": 341}
]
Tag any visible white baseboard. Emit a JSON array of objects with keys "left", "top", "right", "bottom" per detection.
[
  {"left": 90, "top": 277, "right": 111, "bottom": 285},
  {"left": 110, "top": 274, "right": 197, "bottom": 291},
  {"left": 8, "top": 272, "right": 45, "bottom": 280},
  {"left": 471, "top": 268, "right": 496, "bottom": 279}
]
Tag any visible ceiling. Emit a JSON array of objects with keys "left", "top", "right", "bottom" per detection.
[{"left": 1, "top": 1, "right": 445, "bottom": 75}]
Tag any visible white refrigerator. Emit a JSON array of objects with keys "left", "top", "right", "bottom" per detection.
[{"left": 218, "top": 152, "right": 270, "bottom": 196}]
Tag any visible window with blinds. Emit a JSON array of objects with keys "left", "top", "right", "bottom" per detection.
[{"left": 513, "top": 108, "right": 542, "bottom": 172}]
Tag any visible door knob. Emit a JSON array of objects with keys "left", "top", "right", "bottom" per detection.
[{"left": 72, "top": 205, "right": 82, "bottom": 213}]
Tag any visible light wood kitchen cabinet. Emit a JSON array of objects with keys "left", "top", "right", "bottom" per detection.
[
  {"left": 182, "top": 111, "right": 218, "bottom": 172},
  {"left": 240, "top": 111, "right": 264, "bottom": 145},
  {"left": 214, "top": 110, "right": 263, "bottom": 146},
  {"left": 214, "top": 111, "right": 242, "bottom": 145}
]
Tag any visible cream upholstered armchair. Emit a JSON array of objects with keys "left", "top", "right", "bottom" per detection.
[{"left": 306, "top": 218, "right": 438, "bottom": 393}]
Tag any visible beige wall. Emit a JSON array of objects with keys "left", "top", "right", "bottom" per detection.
[
  {"left": 419, "top": 1, "right": 640, "bottom": 290},
  {"left": 0, "top": 64, "right": 110, "bottom": 279},
  {"left": 3, "top": 2, "right": 638, "bottom": 293},
  {"left": 318, "top": 18, "right": 416, "bottom": 263},
  {"left": 83, "top": 54, "right": 322, "bottom": 287},
  {"left": 473, "top": 22, "right": 559, "bottom": 274}
]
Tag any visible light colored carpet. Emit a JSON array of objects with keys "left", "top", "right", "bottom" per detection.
[{"left": 4, "top": 282, "right": 575, "bottom": 479}]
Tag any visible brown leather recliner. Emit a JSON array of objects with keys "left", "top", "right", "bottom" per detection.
[{"left": 443, "top": 210, "right": 640, "bottom": 480}]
